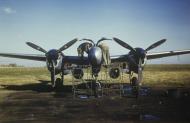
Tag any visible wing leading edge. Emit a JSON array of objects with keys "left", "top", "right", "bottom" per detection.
[
  {"left": 0, "top": 53, "right": 46, "bottom": 61},
  {"left": 146, "top": 49, "right": 190, "bottom": 60},
  {"left": 110, "top": 49, "right": 190, "bottom": 63},
  {"left": 0, "top": 53, "right": 90, "bottom": 65}
]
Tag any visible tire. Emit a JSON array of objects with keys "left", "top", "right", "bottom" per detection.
[
  {"left": 131, "top": 77, "right": 139, "bottom": 97},
  {"left": 131, "top": 77, "right": 138, "bottom": 86},
  {"left": 54, "top": 78, "right": 63, "bottom": 91}
]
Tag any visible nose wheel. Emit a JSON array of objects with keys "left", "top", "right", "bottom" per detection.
[
  {"left": 91, "top": 78, "right": 102, "bottom": 98},
  {"left": 129, "top": 73, "right": 141, "bottom": 97},
  {"left": 91, "top": 67, "right": 102, "bottom": 97}
]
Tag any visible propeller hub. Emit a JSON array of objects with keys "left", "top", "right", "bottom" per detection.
[
  {"left": 128, "top": 48, "right": 146, "bottom": 67},
  {"left": 135, "top": 48, "right": 146, "bottom": 59},
  {"left": 129, "top": 48, "right": 146, "bottom": 59},
  {"left": 46, "top": 49, "right": 59, "bottom": 62}
]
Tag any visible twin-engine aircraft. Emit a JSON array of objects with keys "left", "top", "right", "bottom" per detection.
[{"left": 0, "top": 37, "right": 190, "bottom": 89}]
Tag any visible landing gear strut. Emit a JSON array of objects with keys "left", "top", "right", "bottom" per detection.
[
  {"left": 50, "top": 70, "right": 64, "bottom": 91},
  {"left": 91, "top": 66, "right": 102, "bottom": 98},
  {"left": 54, "top": 72, "right": 64, "bottom": 90},
  {"left": 129, "top": 72, "right": 139, "bottom": 97},
  {"left": 50, "top": 63, "right": 56, "bottom": 87},
  {"left": 91, "top": 77, "right": 102, "bottom": 98},
  {"left": 131, "top": 77, "right": 139, "bottom": 97}
]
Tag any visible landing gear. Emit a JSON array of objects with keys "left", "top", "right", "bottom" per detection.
[
  {"left": 129, "top": 72, "right": 140, "bottom": 98},
  {"left": 91, "top": 66, "right": 102, "bottom": 98},
  {"left": 129, "top": 72, "right": 133, "bottom": 85},
  {"left": 54, "top": 78, "right": 63, "bottom": 91},
  {"left": 92, "top": 78, "right": 102, "bottom": 98},
  {"left": 131, "top": 77, "right": 138, "bottom": 86},
  {"left": 54, "top": 72, "right": 64, "bottom": 90},
  {"left": 61, "top": 72, "right": 64, "bottom": 86},
  {"left": 131, "top": 77, "right": 139, "bottom": 98},
  {"left": 51, "top": 70, "right": 64, "bottom": 91},
  {"left": 50, "top": 66, "right": 56, "bottom": 87}
]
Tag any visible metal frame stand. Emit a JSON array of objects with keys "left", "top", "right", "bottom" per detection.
[{"left": 72, "top": 64, "right": 125, "bottom": 98}]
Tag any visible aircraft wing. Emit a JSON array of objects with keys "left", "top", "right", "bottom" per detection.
[
  {"left": 63, "top": 56, "right": 90, "bottom": 65},
  {"left": 0, "top": 53, "right": 90, "bottom": 65},
  {"left": 146, "top": 49, "right": 190, "bottom": 60},
  {"left": 111, "top": 55, "right": 128, "bottom": 63},
  {"left": 0, "top": 53, "right": 46, "bottom": 61},
  {"left": 110, "top": 49, "right": 190, "bottom": 63}
]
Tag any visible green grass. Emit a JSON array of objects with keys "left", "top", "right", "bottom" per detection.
[
  {"left": 0, "top": 64, "right": 190, "bottom": 87},
  {"left": 0, "top": 67, "right": 49, "bottom": 85},
  {"left": 142, "top": 64, "right": 190, "bottom": 87},
  {"left": 144, "top": 64, "right": 190, "bottom": 71}
]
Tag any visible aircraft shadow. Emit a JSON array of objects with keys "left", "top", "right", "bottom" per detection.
[{"left": 0, "top": 80, "right": 72, "bottom": 93}]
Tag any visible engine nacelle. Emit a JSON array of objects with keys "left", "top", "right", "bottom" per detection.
[
  {"left": 109, "top": 68, "right": 120, "bottom": 79},
  {"left": 72, "top": 68, "right": 84, "bottom": 79}
]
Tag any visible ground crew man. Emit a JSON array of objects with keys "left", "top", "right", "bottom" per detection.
[
  {"left": 98, "top": 42, "right": 111, "bottom": 66},
  {"left": 77, "top": 42, "right": 93, "bottom": 57}
]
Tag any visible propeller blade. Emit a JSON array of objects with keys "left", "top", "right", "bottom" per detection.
[
  {"left": 145, "top": 39, "right": 166, "bottom": 51},
  {"left": 59, "top": 38, "right": 78, "bottom": 52},
  {"left": 80, "top": 38, "right": 95, "bottom": 46},
  {"left": 113, "top": 37, "right": 136, "bottom": 53},
  {"left": 96, "top": 37, "right": 112, "bottom": 46},
  {"left": 26, "top": 42, "right": 47, "bottom": 54}
]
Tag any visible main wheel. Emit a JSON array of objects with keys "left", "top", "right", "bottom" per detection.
[
  {"left": 131, "top": 77, "right": 138, "bottom": 86},
  {"left": 54, "top": 78, "right": 63, "bottom": 91},
  {"left": 131, "top": 77, "right": 139, "bottom": 98}
]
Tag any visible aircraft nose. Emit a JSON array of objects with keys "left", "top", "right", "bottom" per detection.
[{"left": 88, "top": 47, "right": 102, "bottom": 66}]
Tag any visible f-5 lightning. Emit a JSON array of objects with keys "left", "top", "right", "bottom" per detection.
[{"left": 0, "top": 37, "right": 190, "bottom": 93}]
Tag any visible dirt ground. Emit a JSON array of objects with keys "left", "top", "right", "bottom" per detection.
[{"left": 0, "top": 82, "right": 190, "bottom": 123}]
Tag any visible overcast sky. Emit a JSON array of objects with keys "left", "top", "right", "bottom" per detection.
[{"left": 0, "top": 0, "right": 190, "bottom": 66}]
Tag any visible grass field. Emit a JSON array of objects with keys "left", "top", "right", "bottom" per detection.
[
  {"left": 0, "top": 64, "right": 190, "bottom": 87},
  {"left": 0, "top": 64, "right": 190, "bottom": 123},
  {"left": 143, "top": 64, "right": 190, "bottom": 87}
]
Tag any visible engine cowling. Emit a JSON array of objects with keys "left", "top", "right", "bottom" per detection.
[
  {"left": 109, "top": 68, "right": 120, "bottom": 79},
  {"left": 72, "top": 68, "right": 84, "bottom": 79}
]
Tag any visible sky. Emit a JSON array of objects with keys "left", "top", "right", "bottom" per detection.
[{"left": 0, "top": 0, "right": 190, "bottom": 66}]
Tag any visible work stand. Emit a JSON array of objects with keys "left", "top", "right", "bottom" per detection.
[{"left": 71, "top": 64, "right": 125, "bottom": 98}]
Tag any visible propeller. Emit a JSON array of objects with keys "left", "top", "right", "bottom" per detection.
[
  {"left": 26, "top": 38, "right": 78, "bottom": 87},
  {"left": 113, "top": 37, "right": 166, "bottom": 86},
  {"left": 26, "top": 38, "right": 78, "bottom": 54}
]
